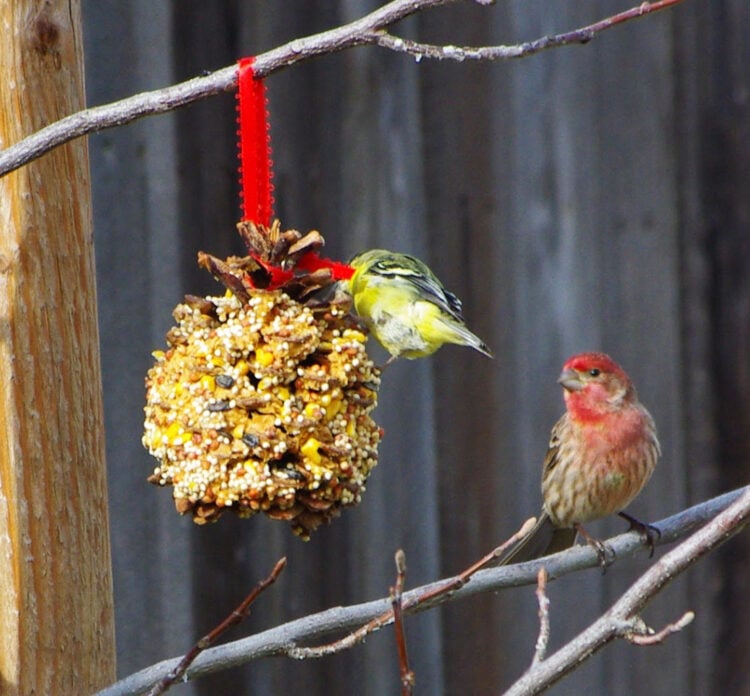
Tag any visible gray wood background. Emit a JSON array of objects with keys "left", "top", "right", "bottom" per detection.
[{"left": 82, "top": 1, "right": 750, "bottom": 694}]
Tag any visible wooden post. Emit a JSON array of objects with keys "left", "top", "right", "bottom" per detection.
[{"left": 0, "top": 1, "right": 115, "bottom": 693}]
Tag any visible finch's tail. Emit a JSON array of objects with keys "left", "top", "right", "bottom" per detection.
[
  {"left": 445, "top": 320, "right": 493, "bottom": 358},
  {"left": 499, "top": 512, "right": 578, "bottom": 565}
]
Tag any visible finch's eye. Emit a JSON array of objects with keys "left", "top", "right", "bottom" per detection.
[{"left": 588, "top": 368, "right": 601, "bottom": 377}]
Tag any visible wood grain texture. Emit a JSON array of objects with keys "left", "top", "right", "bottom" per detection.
[{"left": 0, "top": 1, "right": 114, "bottom": 693}]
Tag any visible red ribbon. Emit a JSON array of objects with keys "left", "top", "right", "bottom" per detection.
[
  {"left": 297, "top": 252, "right": 355, "bottom": 280},
  {"left": 236, "top": 58, "right": 354, "bottom": 287},
  {"left": 237, "top": 57, "right": 274, "bottom": 226},
  {"left": 248, "top": 251, "right": 354, "bottom": 287}
]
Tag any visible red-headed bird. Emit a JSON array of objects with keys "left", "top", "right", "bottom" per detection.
[{"left": 504, "top": 352, "right": 660, "bottom": 565}]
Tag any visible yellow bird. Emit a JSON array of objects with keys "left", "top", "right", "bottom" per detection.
[{"left": 344, "top": 249, "right": 492, "bottom": 362}]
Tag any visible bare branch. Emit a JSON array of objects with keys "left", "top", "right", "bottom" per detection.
[
  {"left": 145, "top": 558, "right": 286, "bottom": 696},
  {"left": 502, "top": 487, "right": 750, "bottom": 695},
  {"left": 372, "top": 0, "right": 685, "bottom": 62},
  {"left": 0, "top": 0, "right": 686, "bottom": 178},
  {"left": 531, "top": 568, "right": 550, "bottom": 665},
  {"left": 94, "top": 488, "right": 748, "bottom": 696}
]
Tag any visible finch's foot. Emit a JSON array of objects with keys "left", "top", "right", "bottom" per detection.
[
  {"left": 575, "top": 524, "right": 615, "bottom": 572},
  {"left": 379, "top": 354, "right": 399, "bottom": 369},
  {"left": 618, "top": 512, "right": 661, "bottom": 558}
]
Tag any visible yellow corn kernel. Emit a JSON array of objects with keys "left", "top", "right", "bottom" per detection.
[
  {"left": 301, "top": 438, "right": 322, "bottom": 465},
  {"left": 165, "top": 421, "right": 183, "bottom": 443},
  {"left": 256, "top": 348, "right": 274, "bottom": 367},
  {"left": 151, "top": 350, "right": 166, "bottom": 361},
  {"left": 276, "top": 386, "right": 290, "bottom": 402},
  {"left": 200, "top": 375, "right": 215, "bottom": 392},
  {"left": 343, "top": 329, "right": 367, "bottom": 343},
  {"left": 232, "top": 424, "right": 245, "bottom": 440},
  {"left": 235, "top": 359, "right": 250, "bottom": 376},
  {"left": 325, "top": 399, "right": 343, "bottom": 420},
  {"left": 304, "top": 403, "right": 322, "bottom": 419},
  {"left": 209, "top": 355, "right": 225, "bottom": 367},
  {"left": 346, "top": 420, "right": 356, "bottom": 436}
]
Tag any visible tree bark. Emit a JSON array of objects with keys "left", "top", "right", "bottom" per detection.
[{"left": 0, "top": 1, "right": 115, "bottom": 693}]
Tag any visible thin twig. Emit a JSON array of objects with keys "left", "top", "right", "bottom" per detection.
[
  {"left": 391, "top": 550, "right": 414, "bottom": 695},
  {"left": 412, "top": 515, "right": 538, "bottom": 607},
  {"left": 145, "top": 557, "right": 287, "bottom": 696},
  {"left": 531, "top": 568, "right": 550, "bottom": 665},
  {"left": 95, "top": 487, "right": 748, "bottom": 696},
  {"left": 624, "top": 610, "right": 695, "bottom": 646},
  {"left": 0, "top": 0, "right": 686, "bottom": 177},
  {"left": 372, "top": 0, "right": 684, "bottom": 62}
]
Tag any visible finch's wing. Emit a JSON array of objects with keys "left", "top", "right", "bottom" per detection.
[
  {"left": 407, "top": 273, "right": 464, "bottom": 320},
  {"left": 541, "top": 414, "right": 567, "bottom": 483},
  {"left": 371, "top": 255, "right": 465, "bottom": 320}
]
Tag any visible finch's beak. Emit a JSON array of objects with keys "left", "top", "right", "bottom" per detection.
[{"left": 558, "top": 369, "right": 583, "bottom": 392}]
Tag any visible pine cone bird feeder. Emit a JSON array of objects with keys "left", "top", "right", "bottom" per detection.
[{"left": 143, "top": 221, "right": 381, "bottom": 539}]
